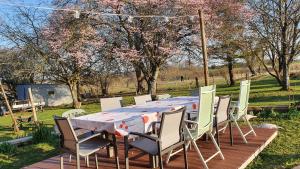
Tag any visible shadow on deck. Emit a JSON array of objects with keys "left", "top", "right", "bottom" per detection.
[{"left": 24, "top": 127, "right": 278, "bottom": 169}]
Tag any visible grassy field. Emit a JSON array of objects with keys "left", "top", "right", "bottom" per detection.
[{"left": 0, "top": 75, "right": 300, "bottom": 168}]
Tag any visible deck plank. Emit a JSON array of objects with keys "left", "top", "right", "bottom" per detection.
[{"left": 23, "top": 127, "right": 278, "bottom": 169}]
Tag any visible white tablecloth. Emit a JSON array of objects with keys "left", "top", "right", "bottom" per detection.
[{"left": 72, "top": 96, "right": 203, "bottom": 136}]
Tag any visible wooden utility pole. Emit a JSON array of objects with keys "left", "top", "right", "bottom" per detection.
[
  {"left": 198, "top": 9, "right": 209, "bottom": 86},
  {"left": 28, "top": 88, "right": 38, "bottom": 122},
  {"left": 0, "top": 80, "right": 19, "bottom": 132}
]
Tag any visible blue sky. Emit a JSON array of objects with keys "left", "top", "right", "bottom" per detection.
[{"left": 0, "top": 0, "right": 52, "bottom": 47}]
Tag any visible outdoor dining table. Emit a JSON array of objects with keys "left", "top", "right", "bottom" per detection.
[
  {"left": 71, "top": 96, "right": 218, "bottom": 168},
  {"left": 72, "top": 96, "right": 203, "bottom": 137}
]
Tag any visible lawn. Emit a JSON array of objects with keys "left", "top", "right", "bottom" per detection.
[{"left": 0, "top": 75, "right": 300, "bottom": 168}]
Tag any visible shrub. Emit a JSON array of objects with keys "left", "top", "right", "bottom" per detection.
[
  {"left": 0, "top": 142, "right": 17, "bottom": 155},
  {"left": 258, "top": 107, "right": 300, "bottom": 120},
  {"left": 32, "top": 124, "right": 55, "bottom": 144},
  {"left": 258, "top": 108, "right": 278, "bottom": 119}
]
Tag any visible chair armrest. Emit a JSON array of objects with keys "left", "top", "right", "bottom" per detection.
[
  {"left": 186, "top": 111, "right": 197, "bottom": 114},
  {"left": 151, "top": 121, "right": 161, "bottom": 134},
  {"left": 78, "top": 133, "right": 102, "bottom": 144},
  {"left": 185, "top": 120, "right": 198, "bottom": 125},
  {"left": 129, "top": 132, "right": 159, "bottom": 142}
]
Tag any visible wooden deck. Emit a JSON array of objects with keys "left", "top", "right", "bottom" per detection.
[{"left": 24, "top": 127, "right": 278, "bottom": 169}]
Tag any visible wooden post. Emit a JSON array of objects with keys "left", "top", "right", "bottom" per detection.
[
  {"left": 0, "top": 80, "right": 19, "bottom": 132},
  {"left": 198, "top": 9, "right": 209, "bottom": 86},
  {"left": 28, "top": 88, "right": 38, "bottom": 122}
]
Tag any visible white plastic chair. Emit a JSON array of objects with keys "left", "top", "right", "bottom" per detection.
[
  {"left": 134, "top": 94, "right": 152, "bottom": 105},
  {"left": 156, "top": 94, "right": 171, "bottom": 100},
  {"left": 100, "top": 97, "right": 123, "bottom": 111}
]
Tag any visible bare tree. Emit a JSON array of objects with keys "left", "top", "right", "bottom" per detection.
[
  {"left": 0, "top": 8, "right": 47, "bottom": 85},
  {"left": 249, "top": 0, "right": 300, "bottom": 90}
]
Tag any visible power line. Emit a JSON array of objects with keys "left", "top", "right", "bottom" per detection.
[{"left": 0, "top": 1, "right": 199, "bottom": 19}]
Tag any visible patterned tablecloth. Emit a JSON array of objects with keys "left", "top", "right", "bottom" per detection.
[{"left": 72, "top": 96, "right": 204, "bottom": 136}]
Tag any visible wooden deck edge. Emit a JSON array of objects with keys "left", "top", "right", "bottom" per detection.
[
  {"left": 238, "top": 129, "right": 278, "bottom": 169},
  {"left": 0, "top": 136, "right": 32, "bottom": 146}
]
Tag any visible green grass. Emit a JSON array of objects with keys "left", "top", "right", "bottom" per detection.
[
  {"left": 157, "top": 75, "right": 300, "bottom": 107},
  {"left": 0, "top": 103, "right": 101, "bottom": 142},
  {"left": 0, "top": 143, "right": 59, "bottom": 169},
  {"left": 248, "top": 118, "right": 300, "bottom": 169},
  {"left": 1, "top": 75, "right": 300, "bottom": 168}
]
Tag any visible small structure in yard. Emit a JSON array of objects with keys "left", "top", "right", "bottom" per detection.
[{"left": 16, "top": 84, "right": 73, "bottom": 107}]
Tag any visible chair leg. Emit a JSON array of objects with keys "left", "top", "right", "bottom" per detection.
[
  {"left": 60, "top": 155, "right": 64, "bottom": 169},
  {"left": 215, "top": 123, "right": 220, "bottom": 147},
  {"left": 209, "top": 133, "right": 224, "bottom": 160},
  {"left": 233, "top": 118, "right": 248, "bottom": 143},
  {"left": 158, "top": 153, "right": 163, "bottom": 169},
  {"left": 229, "top": 121, "right": 233, "bottom": 146},
  {"left": 245, "top": 116, "right": 257, "bottom": 136},
  {"left": 222, "top": 123, "right": 229, "bottom": 134},
  {"left": 183, "top": 144, "right": 188, "bottom": 169},
  {"left": 76, "top": 152, "right": 80, "bottom": 169},
  {"left": 95, "top": 154, "right": 99, "bottom": 169},
  {"left": 165, "top": 150, "right": 173, "bottom": 164},
  {"left": 86, "top": 155, "right": 89, "bottom": 167},
  {"left": 191, "top": 139, "right": 209, "bottom": 169}
]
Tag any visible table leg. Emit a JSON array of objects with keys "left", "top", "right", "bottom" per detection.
[{"left": 124, "top": 135, "right": 129, "bottom": 169}]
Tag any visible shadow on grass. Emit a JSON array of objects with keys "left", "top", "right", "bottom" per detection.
[
  {"left": 0, "top": 143, "right": 60, "bottom": 169},
  {"left": 250, "top": 94, "right": 300, "bottom": 104}
]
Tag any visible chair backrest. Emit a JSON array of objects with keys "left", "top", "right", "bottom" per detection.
[
  {"left": 196, "top": 85, "right": 216, "bottom": 134},
  {"left": 237, "top": 80, "right": 251, "bottom": 118},
  {"left": 100, "top": 97, "right": 123, "bottom": 111},
  {"left": 159, "top": 107, "right": 186, "bottom": 150},
  {"left": 54, "top": 116, "right": 78, "bottom": 151},
  {"left": 156, "top": 94, "right": 171, "bottom": 100},
  {"left": 215, "top": 95, "right": 231, "bottom": 124},
  {"left": 134, "top": 94, "right": 152, "bottom": 105},
  {"left": 62, "top": 109, "right": 86, "bottom": 119}
]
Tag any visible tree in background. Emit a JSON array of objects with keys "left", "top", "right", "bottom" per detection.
[
  {"left": 248, "top": 0, "right": 300, "bottom": 90},
  {"left": 42, "top": 11, "right": 105, "bottom": 108},
  {"left": 0, "top": 8, "right": 47, "bottom": 86},
  {"left": 209, "top": 1, "right": 252, "bottom": 86},
  {"left": 99, "top": 0, "right": 251, "bottom": 93}
]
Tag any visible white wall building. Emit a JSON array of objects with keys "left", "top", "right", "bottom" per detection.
[{"left": 16, "top": 84, "right": 73, "bottom": 107}]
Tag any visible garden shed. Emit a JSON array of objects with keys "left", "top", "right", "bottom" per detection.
[{"left": 16, "top": 84, "right": 73, "bottom": 107}]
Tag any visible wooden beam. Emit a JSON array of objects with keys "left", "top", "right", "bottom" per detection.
[
  {"left": 28, "top": 88, "right": 38, "bottom": 122},
  {"left": 0, "top": 80, "right": 19, "bottom": 132},
  {"left": 198, "top": 9, "right": 209, "bottom": 86}
]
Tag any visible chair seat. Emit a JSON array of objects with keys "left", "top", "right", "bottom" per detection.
[
  {"left": 129, "top": 136, "right": 158, "bottom": 155},
  {"left": 75, "top": 128, "right": 93, "bottom": 137},
  {"left": 79, "top": 137, "right": 111, "bottom": 156}
]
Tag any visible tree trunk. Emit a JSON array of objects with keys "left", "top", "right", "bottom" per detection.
[
  {"left": 247, "top": 64, "right": 257, "bottom": 76},
  {"left": 99, "top": 76, "right": 109, "bottom": 96},
  {"left": 134, "top": 65, "right": 145, "bottom": 94},
  {"left": 227, "top": 56, "right": 235, "bottom": 86},
  {"left": 282, "top": 60, "right": 290, "bottom": 90},
  {"left": 147, "top": 67, "right": 160, "bottom": 95},
  {"left": 68, "top": 81, "right": 81, "bottom": 109},
  {"left": 77, "top": 81, "right": 81, "bottom": 103}
]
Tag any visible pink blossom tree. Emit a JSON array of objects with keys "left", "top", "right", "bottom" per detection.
[
  {"left": 53, "top": 0, "right": 251, "bottom": 95},
  {"left": 96, "top": 0, "right": 251, "bottom": 94},
  {"left": 43, "top": 10, "right": 105, "bottom": 108}
]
